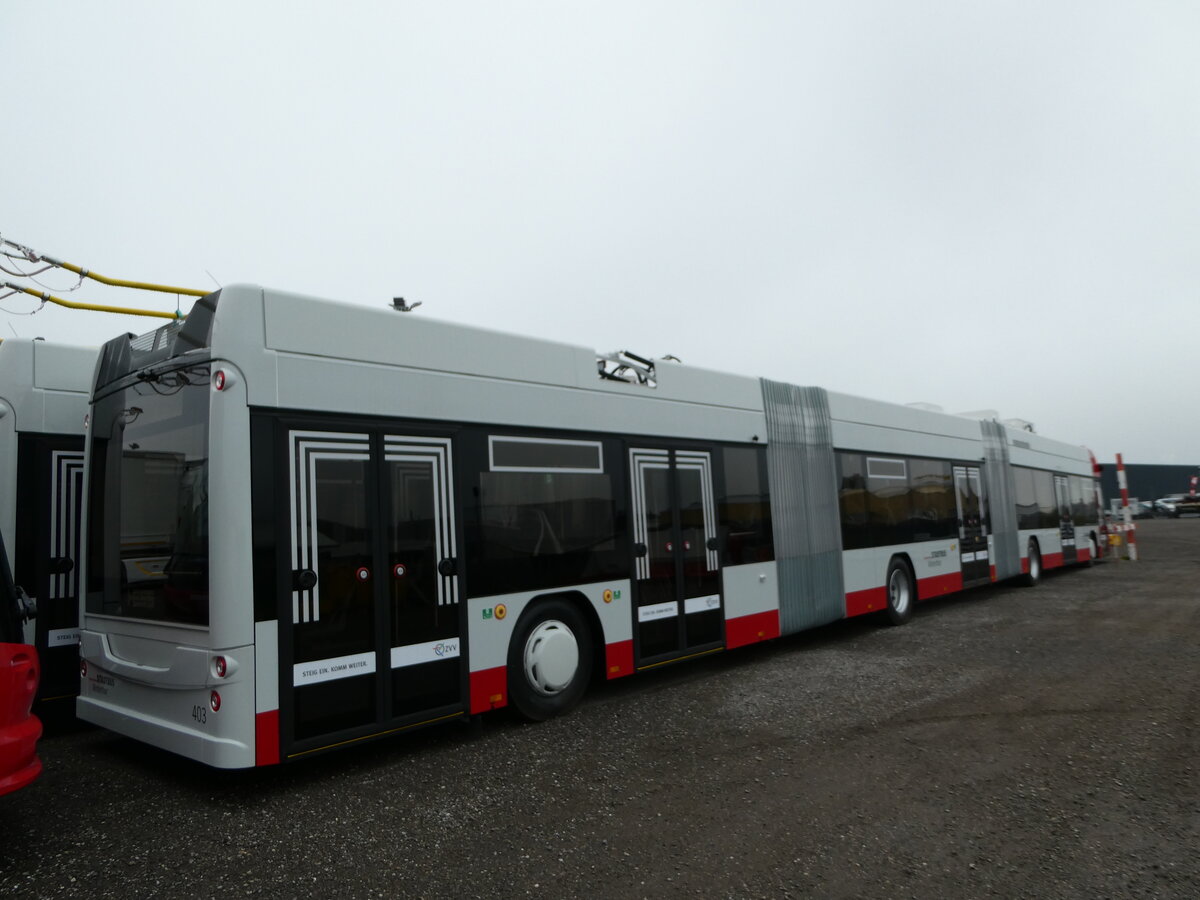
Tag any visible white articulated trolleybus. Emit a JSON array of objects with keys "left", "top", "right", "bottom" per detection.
[
  {"left": 78, "top": 286, "right": 1101, "bottom": 768},
  {"left": 0, "top": 338, "right": 97, "bottom": 707}
]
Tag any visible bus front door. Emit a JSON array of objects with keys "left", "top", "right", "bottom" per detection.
[
  {"left": 953, "top": 465, "right": 990, "bottom": 585},
  {"left": 283, "top": 429, "right": 461, "bottom": 755},
  {"left": 1054, "top": 475, "right": 1075, "bottom": 563},
  {"left": 629, "top": 447, "right": 723, "bottom": 666}
]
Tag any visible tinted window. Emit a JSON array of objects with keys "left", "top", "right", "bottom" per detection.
[
  {"left": 86, "top": 364, "right": 210, "bottom": 625},
  {"left": 1033, "top": 470, "right": 1057, "bottom": 529},
  {"left": 1013, "top": 466, "right": 1039, "bottom": 530},
  {"left": 489, "top": 437, "right": 603, "bottom": 472},
  {"left": 837, "top": 453, "right": 870, "bottom": 550},
  {"left": 468, "top": 434, "right": 623, "bottom": 596},
  {"left": 719, "top": 446, "right": 774, "bottom": 565},
  {"left": 909, "top": 458, "right": 955, "bottom": 540},
  {"left": 868, "top": 457, "right": 911, "bottom": 546}
]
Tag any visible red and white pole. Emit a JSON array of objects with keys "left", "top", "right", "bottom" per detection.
[{"left": 1116, "top": 453, "right": 1138, "bottom": 561}]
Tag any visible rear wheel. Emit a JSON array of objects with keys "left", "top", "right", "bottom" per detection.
[
  {"left": 884, "top": 558, "right": 914, "bottom": 626},
  {"left": 1021, "top": 540, "right": 1042, "bottom": 586},
  {"left": 507, "top": 599, "right": 593, "bottom": 722}
]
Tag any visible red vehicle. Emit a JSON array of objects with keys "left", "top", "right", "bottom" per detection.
[{"left": 0, "top": 531, "right": 41, "bottom": 796}]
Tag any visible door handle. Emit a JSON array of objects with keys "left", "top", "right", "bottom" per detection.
[
  {"left": 292, "top": 568, "right": 317, "bottom": 591},
  {"left": 47, "top": 556, "right": 74, "bottom": 575}
]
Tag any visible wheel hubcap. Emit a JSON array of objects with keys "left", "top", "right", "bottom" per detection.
[
  {"left": 523, "top": 620, "right": 579, "bottom": 696},
  {"left": 889, "top": 570, "right": 910, "bottom": 614}
]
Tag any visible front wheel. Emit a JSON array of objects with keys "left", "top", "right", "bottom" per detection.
[
  {"left": 884, "top": 558, "right": 914, "bottom": 626},
  {"left": 507, "top": 599, "right": 593, "bottom": 722}
]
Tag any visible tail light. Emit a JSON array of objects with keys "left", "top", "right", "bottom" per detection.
[
  {"left": 80, "top": 659, "right": 88, "bottom": 678},
  {"left": 210, "top": 691, "right": 221, "bottom": 713},
  {"left": 214, "top": 656, "right": 227, "bottom": 678}
]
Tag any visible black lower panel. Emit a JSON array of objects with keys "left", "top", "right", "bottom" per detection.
[
  {"left": 295, "top": 676, "right": 375, "bottom": 741},
  {"left": 392, "top": 658, "right": 459, "bottom": 718},
  {"left": 685, "top": 608, "right": 722, "bottom": 647},
  {"left": 639, "top": 614, "right": 677, "bottom": 659}
]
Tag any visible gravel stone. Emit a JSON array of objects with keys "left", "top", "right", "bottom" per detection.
[{"left": 1, "top": 519, "right": 1196, "bottom": 898}]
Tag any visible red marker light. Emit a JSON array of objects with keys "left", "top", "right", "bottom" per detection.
[
  {"left": 214, "top": 656, "right": 227, "bottom": 678},
  {"left": 210, "top": 691, "right": 222, "bottom": 712},
  {"left": 80, "top": 660, "right": 88, "bottom": 677},
  {"left": 214, "top": 370, "right": 227, "bottom": 391}
]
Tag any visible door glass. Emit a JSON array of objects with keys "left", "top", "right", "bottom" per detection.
[
  {"left": 638, "top": 465, "right": 677, "bottom": 658},
  {"left": 386, "top": 444, "right": 459, "bottom": 717},
  {"left": 676, "top": 466, "right": 721, "bottom": 646},
  {"left": 969, "top": 471, "right": 987, "bottom": 535},
  {"left": 954, "top": 470, "right": 979, "bottom": 538},
  {"left": 290, "top": 436, "right": 375, "bottom": 741}
]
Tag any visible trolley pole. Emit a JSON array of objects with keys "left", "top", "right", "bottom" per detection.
[{"left": 1116, "top": 453, "right": 1138, "bottom": 561}]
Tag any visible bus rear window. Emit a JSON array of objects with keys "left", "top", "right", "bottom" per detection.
[{"left": 86, "top": 365, "right": 210, "bottom": 626}]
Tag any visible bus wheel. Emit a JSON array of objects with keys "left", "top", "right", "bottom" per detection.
[
  {"left": 1021, "top": 540, "right": 1042, "bottom": 586},
  {"left": 884, "top": 558, "right": 914, "bottom": 626},
  {"left": 507, "top": 599, "right": 593, "bottom": 722}
]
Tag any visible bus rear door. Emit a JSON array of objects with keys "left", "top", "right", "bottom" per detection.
[{"left": 281, "top": 429, "right": 462, "bottom": 757}]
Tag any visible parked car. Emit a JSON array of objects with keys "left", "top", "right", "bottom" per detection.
[
  {"left": 1172, "top": 494, "right": 1200, "bottom": 517},
  {"left": 0, "top": 532, "right": 42, "bottom": 796},
  {"left": 1154, "top": 497, "right": 1182, "bottom": 517}
]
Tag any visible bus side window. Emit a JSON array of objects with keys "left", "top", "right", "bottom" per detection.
[{"left": 718, "top": 446, "right": 773, "bottom": 565}]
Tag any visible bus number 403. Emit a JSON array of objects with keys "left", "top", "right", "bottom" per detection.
[{"left": 191, "top": 705, "right": 207, "bottom": 725}]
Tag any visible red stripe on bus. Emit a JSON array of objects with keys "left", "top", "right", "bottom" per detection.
[
  {"left": 1043, "top": 552, "right": 1064, "bottom": 569},
  {"left": 1076, "top": 546, "right": 1091, "bottom": 563},
  {"left": 254, "top": 710, "right": 280, "bottom": 766},
  {"left": 469, "top": 666, "right": 507, "bottom": 714},
  {"left": 724, "top": 610, "right": 780, "bottom": 650},
  {"left": 605, "top": 640, "right": 634, "bottom": 679},
  {"left": 1021, "top": 557, "right": 1030, "bottom": 574},
  {"left": 845, "top": 587, "right": 886, "bottom": 617},
  {"left": 918, "top": 571, "right": 962, "bottom": 600}
]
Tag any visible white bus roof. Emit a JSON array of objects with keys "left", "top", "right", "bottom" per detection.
[
  {"left": 0, "top": 338, "right": 95, "bottom": 436},
  {"left": 124, "top": 283, "right": 1094, "bottom": 473}
]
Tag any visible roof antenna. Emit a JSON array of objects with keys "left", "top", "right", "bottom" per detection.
[{"left": 392, "top": 297, "right": 421, "bottom": 313}]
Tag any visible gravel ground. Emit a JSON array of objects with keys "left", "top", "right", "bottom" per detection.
[{"left": 2, "top": 519, "right": 1197, "bottom": 899}]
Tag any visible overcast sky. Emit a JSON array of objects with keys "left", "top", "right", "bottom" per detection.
[{"left": 4, "top": 2, "right": 1197, "bottom": 466}]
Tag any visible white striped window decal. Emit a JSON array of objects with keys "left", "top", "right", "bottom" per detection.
[
  {"left": 50, "top": 450, "right": 85, "bottom": 603},
  {"left": 288, "top": 431, "right": 370, "bottom": 625},
  {"left": 629, "top": 448, "right": 670, "bottom": 582},
  {"left": 385, "top": 436, "right": 458, "bottom": 607}
]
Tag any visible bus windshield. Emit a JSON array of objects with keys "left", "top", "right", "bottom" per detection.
[{"left": 86, "top": 363, "right": 210, "bottom": 626}]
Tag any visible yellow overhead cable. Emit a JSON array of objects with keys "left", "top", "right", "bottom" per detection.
[
  {"left": 1, "top": 282, "right": 182, "bottom": 320},
  {"left": 39, "top": 255, "right": 207, "bottom": 298}
]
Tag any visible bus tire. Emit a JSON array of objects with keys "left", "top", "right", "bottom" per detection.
[
  {"left": 1021, "top": 540, "right": 1042, "bottom": 586},
  {"left": 884, "top": 558, "right": 914, "bottom": 626},
  {"left": 507, "top": 599, "right": 593, "bottom": 722}
]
